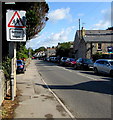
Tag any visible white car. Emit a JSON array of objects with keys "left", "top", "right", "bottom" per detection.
[{"left": 93, "top": 59, "right": 113, "bottom": 76}]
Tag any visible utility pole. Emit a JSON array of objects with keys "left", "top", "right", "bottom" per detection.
[{"left": 79, "top": 19, "right": 81, "bottom": 40}]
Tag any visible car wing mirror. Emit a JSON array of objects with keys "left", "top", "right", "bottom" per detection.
[{"left": 106, "top": 64, "right": 110, "bottom": 67}]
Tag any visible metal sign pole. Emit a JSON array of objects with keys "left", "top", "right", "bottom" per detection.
[
  {"left": 14, "top": 42, "right": 16, "bottom": 97},
  {"left": 6, "top": 10, "right": 26, "bottom": 100},
  {"left": 10, "top": 42, "right": 16, "bottom": 100},
  {"left": 11, "top": 43, "right": 14, "bottom": 100}
]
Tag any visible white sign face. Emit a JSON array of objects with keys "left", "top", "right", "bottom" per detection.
[
  {"left": 10, "top": 29, "right": 24, "bottom": 40},
  {"left": 6, "top": 10, "right": 26, "bottom": 42}
]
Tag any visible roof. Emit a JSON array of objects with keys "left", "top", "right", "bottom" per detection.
[
  {"left": 96, "top": 59, "right": 113, "bottom": 61},
  {"left": 77, "top": 30, "right": 113, "bottom": 43}
]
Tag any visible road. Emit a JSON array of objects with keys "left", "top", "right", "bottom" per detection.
[{"left": 35, "top": 60, "right": 112, "bottom": 119}]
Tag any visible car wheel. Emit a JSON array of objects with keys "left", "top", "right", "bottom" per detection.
[
  {"left": 94, "top": 67, "right": 98, "bottom": 74},
  {"left": 110, "top": 70, "right": 113, "bottom": 77},
  {"left": 74, "top": 64, "right": 77, "bottom": 69}
]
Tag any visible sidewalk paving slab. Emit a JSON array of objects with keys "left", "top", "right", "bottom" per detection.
[{"left": 14, "top": 60, "right": 72, "bottom": 119}]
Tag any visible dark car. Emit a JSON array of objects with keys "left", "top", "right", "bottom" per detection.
[
  {"left": 16, "top": 60, "right": 26, "bottom": 73},
  {"left": 60, "top": 57, "right": 67, "bottom": 66},
  {"left": 74, "top": 58, "right": 94, "bottom": 70}
]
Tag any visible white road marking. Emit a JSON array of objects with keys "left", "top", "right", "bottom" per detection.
[
  {"left": 55, "top": 65, "right": 110, "bottom": 81},
  {"left": 41, "top": 78, "right": 76, "bottom": 120}
]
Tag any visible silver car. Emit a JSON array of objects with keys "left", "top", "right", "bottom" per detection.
[{"left": 93, "top": 59, "right": 113, "bottom": 76}]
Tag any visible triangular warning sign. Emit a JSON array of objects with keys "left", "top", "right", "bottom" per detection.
[{"left": 8, "top": 11, "right": 26, "bottom": 28}]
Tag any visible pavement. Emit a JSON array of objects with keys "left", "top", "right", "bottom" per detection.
[{"left": 14, "top": 60, "right": 73, "bottom": 119}]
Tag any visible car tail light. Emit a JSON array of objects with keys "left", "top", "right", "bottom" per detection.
[
  {"left": 20, "top": 65, "right": 23, "bottom": 68},
  {"left": 71, "top": 61, "right": 76, "bottom": 64}
]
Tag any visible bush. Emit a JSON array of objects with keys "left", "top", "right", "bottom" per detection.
[
  {"left": 92, "top": 52, "right": 103, "bottom": 62},
  {"left": 2, "top": 56, "right": 11, "bottom": 80}
]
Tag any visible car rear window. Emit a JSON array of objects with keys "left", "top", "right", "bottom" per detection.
[
  {"left": 109, "top": 61, "right": 113, "bottom": 65},
  {"left": 84, "top": 59, "right": 93, "bottom": 63}
]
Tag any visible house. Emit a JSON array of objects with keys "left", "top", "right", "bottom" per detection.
[
  {"left": 73, "top": 28, "right": 113, "bottom": 59},
  {"left": 45, "top": 47, "right": 56, "bottom": 57}
]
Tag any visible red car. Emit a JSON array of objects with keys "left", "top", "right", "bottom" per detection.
[{"left": 65, "top": 58, "right": 76, "bottom": 67}]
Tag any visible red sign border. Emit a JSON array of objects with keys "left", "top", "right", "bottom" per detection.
[{"left": 8, "top": 11, "right": 26, "bottom": 28}]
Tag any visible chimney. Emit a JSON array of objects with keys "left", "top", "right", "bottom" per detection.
[{"left": 81, "top": 27, "right": 86, "bottom": 38}]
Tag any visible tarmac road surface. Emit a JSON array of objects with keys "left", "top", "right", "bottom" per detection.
[{"left": 36, "top": 60, "right": 112, "bottom": 119}]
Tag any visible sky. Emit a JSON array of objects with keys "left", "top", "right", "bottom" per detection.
[{"left": 26, "top": 2, "right": 112, "bottom": 50}]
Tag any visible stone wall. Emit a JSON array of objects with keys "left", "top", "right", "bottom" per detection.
[{"left": 0, "top": 70, "right": 5, "bottom": 105}]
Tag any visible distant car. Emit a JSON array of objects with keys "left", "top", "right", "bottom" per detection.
[
  {"left": 65, "top": 58, "right": 76, "bottom": 67},
  {"left": 74, "top": 58, "right": 94, "bottom": 70},
  {"left": 93, "top": 59, "right": 113, "bottom": 76},
  {"left": 46, "top": 57, "right": 50, "bottom": 62},
  {"left": 16, "top": 60, "right": 26, "bottom": 73},
  {"left": 49, "top": 57, "right": 57, "bottom": 62},
  {"left": 60, "top": 57, "right": 67, "bottom": 66},
  {"left": 32, "top": 57, "right": 35, "bottom": 59}
]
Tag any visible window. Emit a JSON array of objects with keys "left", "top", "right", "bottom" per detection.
[
  {"left": 98, "top": 43, "right": 102, "bottom": 50},
  {"left": 103, "top": 61, "right": 109, "bottom": 65},
  {"left": 96, "top": 60, "right": 104, "bottom": 64},
  {"left": 78, "top": 58, "right": 82, "bottom": 62},
  {"left": 110, "top": 61, "right": 113, "bottom": 65}
]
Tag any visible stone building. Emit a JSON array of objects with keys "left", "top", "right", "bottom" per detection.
[
  {"left": 46, "top": 47, "right": 56, "bottom": 57},
  {"left": 73, "top": 28, "right": 113, "bottom": 59}
]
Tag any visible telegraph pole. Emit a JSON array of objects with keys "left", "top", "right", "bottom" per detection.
[{"left": 79, "top": 19, "right": 81, "bottom": 40}]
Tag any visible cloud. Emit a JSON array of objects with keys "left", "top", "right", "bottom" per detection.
[
  {"left": 48, "top": 8, "right": 72, "bottom": 22},
  {"left": 77, "top": 13, "right": 84, "bottom": 17},
  {"left": 26, "top": 26, "right": 76, "bottom": 50},
  {"left": 92, "top": 8, "right": 111, "bottom": 30}
]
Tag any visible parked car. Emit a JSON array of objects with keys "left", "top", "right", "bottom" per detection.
[
  {"left": 93, "top": 59, "right": 113, "bottom": 76},
  {"left": 60, "top": 57, "right": 67, "bottom": 66},
  {"left": 65, "top": 58, "right": 76, "bottom": 67},
  {"left": 74, "top": 58, "right": 94, "bottom": 70},
  {"left": 32, "top": 57, "right": 35, "bottom": 59},
  {"left": 16, "top": 60, "right": 26, "bottom": 73}
]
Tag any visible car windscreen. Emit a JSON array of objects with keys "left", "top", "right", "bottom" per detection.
[
  {"left": 17, "top": 61, "right": 23, "bottom": 64},
  {"left": 70, "top": 58, "right": 75, "bottom": 61},
  {"left": 63, "top": 57, "right": 67, "bottom": 60},
  {"left": 109, "top": 61, "right": 113, "bottom": 65},
  {"left": 83, "top": 59, "right": 93, "bottom": 63}
]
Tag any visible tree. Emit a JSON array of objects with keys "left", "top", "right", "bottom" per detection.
[
  {"left": 106, "top": 26, "right": 113, "bottom": 30},
  {"left": 92, "top": 52, "right": 103, "bottom": 61},
  {"left": 16, "top": 45, "right": 29, "bottom": 59},
  {"left": 2, "top": 2, "right": 49, "bottom": 79},
  {"left": 2, "top": 2, "right": 49, "bottom": 57},
  {"left": 56, "top": 42, "right": 71, "bottom": 57},
  {"left": 34, "top": 46, "right": 47, "bottom": 53}
]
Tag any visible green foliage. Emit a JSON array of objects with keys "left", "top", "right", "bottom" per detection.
[
  {"left": 17, "top": 44, "right": 29, "bottom": 59},
  {"left": 2, "top": 56, "right": 11, "bottom": 80},
  {"left": 26, "top": 2, "right": 49, "bottom": 40},
  {"left": 92, "top": 52, "right": 103, "bottom": 61},
  {"left": 34, "top": 47, "right": 47, "bottom": 53},
  {"left": 56, "top": 42, "right": 71, "bottom": 57}
]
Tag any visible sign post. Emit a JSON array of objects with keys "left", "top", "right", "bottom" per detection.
[{"left": 6, "top": 10, "right": 26, "bottom": 100}]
